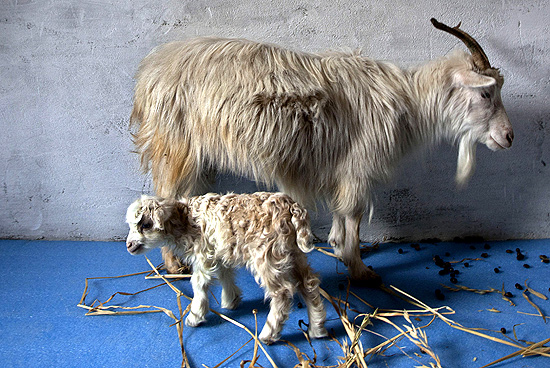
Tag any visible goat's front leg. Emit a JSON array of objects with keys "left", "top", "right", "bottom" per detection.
[
  {"left": 186, "top": 266, "right": 212, "bottom": 327},
  {"left": 340, "top": 213, "right": 381, "bottom": 285}
]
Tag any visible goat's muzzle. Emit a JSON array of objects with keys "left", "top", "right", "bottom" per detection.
[
  {"left": 490, "top": 126, "right": 514, "bottom": 150},
  {"left": 126, "top": 240, "right": 143, "bottom": 254}
]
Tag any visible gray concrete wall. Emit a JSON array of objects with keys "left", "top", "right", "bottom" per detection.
[{"left": 1, "top": 0, "right": 549, "bottom": 242}]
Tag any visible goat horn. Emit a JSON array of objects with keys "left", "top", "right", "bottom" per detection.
[{"left": 431, "top": 18, "right": 492, "bottom": 71}]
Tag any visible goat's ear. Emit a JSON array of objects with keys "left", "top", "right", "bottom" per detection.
[
  {"left": 126, "top": 199, "right": 143, "bottom": 225},
  {"left": 454, "top": 70, "right": 496, "bottom": 89},
  {"left": 150, "top": 198, "right": 175, "bottom": 231}
]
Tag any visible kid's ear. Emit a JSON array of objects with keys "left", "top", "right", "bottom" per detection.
[
  {"left": 454, "top": 70, "right": 496, "bottom": 88},
  {"left": 149, "top": 197, "right": 174, "bottom": 231}
]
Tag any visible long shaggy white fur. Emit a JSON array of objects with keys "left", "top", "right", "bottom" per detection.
[
  {"left": 130, "top": 31, "right": 513, "bottom": 281},
  {"left": 125, "top": 192, "right": 328, "bottom": 344}
]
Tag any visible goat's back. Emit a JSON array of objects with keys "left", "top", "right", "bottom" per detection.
[
  {"left": 189, "top": 192, "right": 313, "bottom": 260},
  {"left": 132, "top": 37, "right": 412, "bottom": 212}
]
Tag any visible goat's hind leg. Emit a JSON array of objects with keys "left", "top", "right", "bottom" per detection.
[
  {"left": 332, "top": 212, "right": 381, "bottom": 285},
  {"left": 259, "top": 288, "right": 293, "bottom": 344},
  {"left": 343, "top": 214, "right": 381, "bottom": 285},
  {"left": 293, "top": 254, "right": 327, "bottom": 339},
  {"left": 328, "top": 213, "right": 345, "bottom": 259},
  {"left": 161, "top": 247, "right": 186, "bottom": 274},
  {"left": 257, "top": 261, "right": 294, "bottom": 344},
  {"left": 218, "top": 265, "right": 242, "bottom": 310}
]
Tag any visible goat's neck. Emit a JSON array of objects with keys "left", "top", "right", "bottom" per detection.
[{"left": 407, "top": 59, "right": 457, "bottom": 149}]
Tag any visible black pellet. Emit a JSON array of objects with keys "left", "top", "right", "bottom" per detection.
[
  {"left": 297, "top": 302, "right": 303, "bottom": 309},
  {"left": 433, "top": 255, "right": 443, "bottom": 265},
  {"left": 484, "top": 244, "right": 491, "bottom": 249},
  {"left": 398, "top": 248, "right": 404, "bottom": 254},
  {"left": 523, "top": 264, "right": 530, "bottom": 268},
  {"left": 494, "top": 268, "right": 500, "bottom": 273},
  {"left": 543, "top": 259, "right": 550, "bottom": 264},
  {"left": 516, "top": 248, "right": 521, "bottom": 253},
  {"left": 506, "top": 249, "right": 514, "bottom": 254},
  {"left": 500, "top": 327, "right": 507, "bottom": 334},
  {"left": 445, "top": 252, "right": 451, "bottom": 257},
  {"left": 464, "top": 262, "right": 470, "bottom": 267},
  {"left": 439, "top": 269, "right": 450, "bottom": 276},
  {"left": 450, "top": 277, "right": 458, "bottom": 284},
  {"left": 504, "top": 292, "right": 513, "bottom": 298},
  {"left": 481, "top": 253, "right": 489, "bottom": 258},
  {"left": 516, "top": 254, "right": 525, "bottom": 261},
  {"left": 515, "top": 283, "right": 523, "bottom": 290},
  {"left": 435, "top": 289, "right": 445, "bottom": 300}
]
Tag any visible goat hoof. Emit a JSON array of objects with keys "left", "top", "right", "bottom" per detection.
[
  {"left": 221, "top": 295, "right": 242, "bottom": 310},
  {"left": 185, "top": 314, "right": 206, "bottom": 327},
  {"left": 259, "top": 330, "right": 280, "bottom": 345},
  {"left": 308, "top": 327, "right": 328, "bottom": 339},
  {"left": 350, "top": 265, "right": 382, "bottom": 287}
]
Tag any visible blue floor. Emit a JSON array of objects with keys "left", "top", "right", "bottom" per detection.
[{"left": 0, "top": 239, "right": 549, "bottom": 367}]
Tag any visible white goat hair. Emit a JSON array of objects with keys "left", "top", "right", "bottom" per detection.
[
  {"left": 125, "top": 192, "right": 328, "bottom": 344},
  {"left": 130, "top": 19, "right": 514, "bottom": 282}
]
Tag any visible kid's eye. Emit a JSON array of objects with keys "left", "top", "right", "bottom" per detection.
[
  {"left": 140, "top": 221, "right": 153, "bottom": 231},
  {"left": 481, "top": 91, "right": 491, "bottom": 99}
]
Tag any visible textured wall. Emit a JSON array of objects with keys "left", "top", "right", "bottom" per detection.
[{"left": 1, "top": 0, "right": 549, "bottom": 242}]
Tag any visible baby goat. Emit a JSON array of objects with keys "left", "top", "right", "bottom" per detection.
[{"left": 125, "top": 192, "right": 327, "bottom": 344}]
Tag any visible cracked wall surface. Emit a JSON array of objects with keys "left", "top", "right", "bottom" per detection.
[{"left": 1, "top": 0, "right": 549, "bottom": 242}]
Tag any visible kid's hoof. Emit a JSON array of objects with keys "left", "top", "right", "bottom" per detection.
[
  {"left": 185, "top": 314, "right": 206, "bottom": 327},
  {"left": 308, "top": 327, "right": 328, "bottom": 339},
  {"left": 221, "top": 295, "right": 242, "bottom": 310}
]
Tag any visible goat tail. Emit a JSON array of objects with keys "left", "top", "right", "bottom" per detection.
[{"left": 290, "top": 203, "right": 314, "bottom": 253}]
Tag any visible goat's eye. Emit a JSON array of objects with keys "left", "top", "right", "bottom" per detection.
[
  {"left": 481, "top": 92, "right": 491, "bottom": 99},
  {"left": 140, "top": 221, "right": 153, "bottom": 231}
]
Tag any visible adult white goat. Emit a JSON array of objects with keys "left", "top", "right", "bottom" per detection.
[{"left": 130, "top": 19, "right": 513, "bottom": 283}]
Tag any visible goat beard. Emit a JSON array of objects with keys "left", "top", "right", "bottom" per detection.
[{"left": 456, "top": 136, "right": 477, "bottom": 189}]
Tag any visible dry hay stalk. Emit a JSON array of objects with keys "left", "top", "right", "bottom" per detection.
[
  {"left": 78, "top": 251, "right": 549, "bottom": 368},
  {"left": 386, "top": 285, "right": 550, "bottom": 366},
  {"left": 441, "top": 283, "right": 515, "bottom": 306},
  {"left": 320, "top": 285, "right": 444, "bottom": 368}
]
